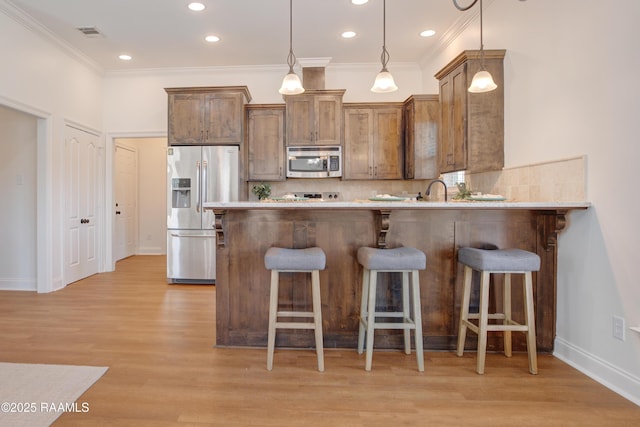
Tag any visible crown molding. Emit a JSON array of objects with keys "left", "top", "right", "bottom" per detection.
[{"left": 0, "top": 0, "right": 104, "bottom": 75}]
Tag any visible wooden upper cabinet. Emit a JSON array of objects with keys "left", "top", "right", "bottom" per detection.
[
  {"left": 343, "top": 104, "right": 403, "bottom": 180},
  {"left": 166, "top": 86, "right": 251, "bottom": 146},
  {"left": 284, "top": 90, "right": 345, "bottom": 146},
  {"left": 435, "top": 50, "right": 505, "bottom": 173},
  {"left": 404, "top": 95, "right": 439, "bottom": 180},
  {"left": 246, "top": 105, "right": 285, "bottom": 181}
]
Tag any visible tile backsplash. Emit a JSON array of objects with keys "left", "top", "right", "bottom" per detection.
[
  {"left": 245, "top": 156, "right": 587, "bottom": 203},
  {"left": 466, "top": 156, "right": 587, "bottom": 202}
]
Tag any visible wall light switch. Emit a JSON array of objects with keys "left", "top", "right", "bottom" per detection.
[{"left": 613, "top": 315, "right": 626, "bottom": 341}]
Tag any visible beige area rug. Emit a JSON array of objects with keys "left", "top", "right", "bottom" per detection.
[{"left": 0, "top": 362, "right": 108, "bottom": 427}]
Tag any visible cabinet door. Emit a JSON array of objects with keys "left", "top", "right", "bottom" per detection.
[
  {"left": 286, "top": 95, "right": 314, "bottom": 145},
  {"left": 373, "top": 108, "right": 403, "bottom": 179},
  {"left": 439, "top": 63, "right": 467, "bottom": 173},
  {"left": 315, "top": 94, "right": 342, "bottom": 145},
  {"left": 343, "top": 109, "right": 374, "bottom": 179},
  {"left": 203, "top": 92, "right": 244, "bottom": 144},
  {"left": 405, "top": 96, "right": 439, "bottom": 180},
  {"left": 168, "top": 94, "right": 204, "bottom": 145},
  {"left": 247, "top": 107, "right": 285, "bottom": 181}
]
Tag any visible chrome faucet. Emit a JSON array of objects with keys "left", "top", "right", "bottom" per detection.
[{"left": 426, "top": 179, "right": 448, "bottom": 202}]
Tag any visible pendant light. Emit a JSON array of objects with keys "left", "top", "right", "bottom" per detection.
[
  {"left": 279, "top": 0, "right": 304, "bottom": 95},
  {"left": 371, "top": 0, "right": 398, "bottom": 93},
  {"left": 454, "top": 0, "right": 497, "bottom": 93}
]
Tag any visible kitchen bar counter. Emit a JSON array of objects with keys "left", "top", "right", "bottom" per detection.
[{"left": 203, "top": 200, "right": 589, "bottom": 353}]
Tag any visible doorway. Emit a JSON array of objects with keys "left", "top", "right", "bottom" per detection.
[{"left": 112, "top": 137, "right": 167, "bottom": 265}]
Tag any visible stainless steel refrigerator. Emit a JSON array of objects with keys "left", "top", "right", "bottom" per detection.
[{"left": 166, "top": 145, "right": 239, "bottom": 283}]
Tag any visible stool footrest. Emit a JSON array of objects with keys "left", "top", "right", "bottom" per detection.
[
  {"left": 277, "top": 311, "right": 314, "bottom": 318},
  {"left": 275, "top": 322, "right": 318, "bottom": 330},
  {"left": 366, "top": 321, "right": 416, "bottom": 330},
  {"left": 462, "top": 319, "right": 529, "bottom": 332}
]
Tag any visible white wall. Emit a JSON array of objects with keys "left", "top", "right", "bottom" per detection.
[
  {"left": 0, "top": 4, "right": 104, "bottom": 292},
  {"left": 0, "top": 105, "right": 37, "bottom": 290},
  {"left": 421, "top": 0, "right": 640, "bottom": 403}
]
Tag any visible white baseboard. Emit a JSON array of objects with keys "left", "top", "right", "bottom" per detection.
[
  {"left": 554, "top": 336, "right": 640, "bottom": 406},
  {"left": 0, "top": 277, "right": 36, "bottom": 291},
  {"left": 136, "top": 248, "right": 165, "bottom": 255}
]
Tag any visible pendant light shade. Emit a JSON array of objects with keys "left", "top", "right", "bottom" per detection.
[
  {"left": 468, "top": 70, "right": 497, "bottom": 93},
  {"left": 371, "top": 0, "right": 397, "bottom": 93},
  {"left": 279, "top": 0, "right": 304, "bottom": 95},
  {"left": 371, "top": 70, "right": 398, "bottom": 93},
  {"left": 280, "top": 72, "right": 304, "bottom": 95}
]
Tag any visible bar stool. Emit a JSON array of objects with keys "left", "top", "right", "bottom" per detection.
[
  {"left": 357, "top": 246, "right": 426, "bottom": 372},
  {"left": 264, "top": 247, "right": 326, "bottom": 372},
  {"left": 457, "top": 247, "right": 540, "bottom": 374}
]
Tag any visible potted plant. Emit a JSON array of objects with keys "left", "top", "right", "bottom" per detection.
[{"left": 251, "top": 183, "right": 271, "bottom": 200}]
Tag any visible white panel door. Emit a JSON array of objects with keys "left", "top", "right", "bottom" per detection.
[
  {"left": 114, "top": 144, "right": 137, "bottom": 261},
  {"left": 65, "top": 126, "right": 99, "bottom": 284}
]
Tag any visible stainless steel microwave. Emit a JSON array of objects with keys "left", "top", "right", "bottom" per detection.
[{"left": 286, "top": 146, "right": 342, "bottom": 178}]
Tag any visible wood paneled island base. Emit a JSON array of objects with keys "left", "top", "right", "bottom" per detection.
[{"left": 206, "top": 201, "right": 588, "bottom": 353}]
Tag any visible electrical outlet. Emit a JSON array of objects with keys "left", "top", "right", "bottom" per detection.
[
  {"left": 613, "top": 315, "right": 626, "bottom": 341},
  {"left": 322, "top": 192, "right": 340, "bottom": 200}
]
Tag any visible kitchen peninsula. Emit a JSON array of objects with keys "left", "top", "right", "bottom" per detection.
[{"left": 204, "top": 199, "right": 589, "bottom": 353}]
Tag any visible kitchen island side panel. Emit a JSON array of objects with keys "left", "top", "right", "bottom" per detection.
[{"left": 214, "top": 208, "right": 563, "bottom": 352}]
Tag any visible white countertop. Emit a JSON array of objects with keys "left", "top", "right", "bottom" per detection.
[{"left": 203, "top": 200, "right": 590, "bottom": 211}]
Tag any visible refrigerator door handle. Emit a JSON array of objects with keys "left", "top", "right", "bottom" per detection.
[
  {"left": 170, "top": 232, "right": 212, "bottom": 238},
  {"left": 202, "top": 160, "right": 208, "bottom": 204},
  {"left": 195, "top": 160, "right": 201, "bottom": 213}
]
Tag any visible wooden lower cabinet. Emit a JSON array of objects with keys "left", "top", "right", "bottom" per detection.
[
  {"left": 246, "top": 105, "right": 285, "bottom": 181},
  {"left": 214, "top": 207, "right": 566, "bottom": 353},
  {"left": 343, "top": 104, "right": 403, "bottom": 180}
]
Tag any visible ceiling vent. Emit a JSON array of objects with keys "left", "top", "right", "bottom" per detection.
[{"left": 76, "top": 26, "right": 104, "bottom": 38}]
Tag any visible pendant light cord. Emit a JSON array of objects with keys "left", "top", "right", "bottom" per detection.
[
  {"left": 453, "top": 0, "right": 479, "bottom": 11},
  {"left": 379, "top": 0, "right": 390, "bottom": 71},
  {"left": 286, "top": 0, "right": 296, "bottom": 72},
  {"left": 453, "top": 0, "right": 486, "bottom": 69}
]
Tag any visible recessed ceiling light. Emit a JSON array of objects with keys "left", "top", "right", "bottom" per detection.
[
  {"left": 352, "top": 0, "right": 368, "bottom": 4},
  {"left": 341, "top": 31, "right": 356, "bottom": 39},
  {"left": 420, "top": 29, "right": 436, "bottom": 37},
  {"left": 205, "top": 35, "right": 220, "bottom": 43},
  {"left": 188, "top": 3, "right": 205, "bottom": 12},
  {"left": 118, "top": 54, "right": 132, "bottom": 61}
]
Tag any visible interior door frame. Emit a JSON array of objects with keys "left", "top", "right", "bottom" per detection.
[{"left": 104, "top": 132, "right": 167, "bottom": 272}]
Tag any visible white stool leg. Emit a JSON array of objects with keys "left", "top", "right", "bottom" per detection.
[
  {"left": 524, "top": 271, "right": 538, "bottom": 374},
  {"left": 411, "top": 270, "right": 424, "bottom": 372},
  {"left": 503, "top": 273, "right": 512, "bottom": 357},
  {"left": 476, "top": 270, "right": 491, "bottom": 374},
  {"left": 364, "top": 270, "right": 378, "bottom": 371},
  {"left": 267, "top": 270, "right": 279, "bottom": 371},
  {"left": 402, "top": 271, "right": 411, "bottom": 354},
  {"left": 457, "top": 266, "right": 473, "bottom": 356},
  {"left": 357, "top": 268, "right": 370, "bottom": 354},
  {"left": 311, "top": 270, "right": 324, "bottom": 372}
]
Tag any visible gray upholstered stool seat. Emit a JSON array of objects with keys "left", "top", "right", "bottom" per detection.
[
  {"left": 357, "top": 246, "right": 426, "bottom": 372},
  {"left": 264, "top": 247, "right": 326, "bottom": 372},
  {"left": 265, "top": 247, "right": 326, "bottom": 271},
  {"left": 457, "top": 247, "right": 540, "bottom": 375},
  {"left": 357, "top": 246, "right": 427, "bottom": 271},
  {"left": 458, "top": 247, "right": 540, "bottom": 272}
]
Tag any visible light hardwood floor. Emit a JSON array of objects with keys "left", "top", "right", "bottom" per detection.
[{"left": 1, "top": 255, "right": 638, "bottom": 426}]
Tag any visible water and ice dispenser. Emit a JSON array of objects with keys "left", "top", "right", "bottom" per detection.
[{"left": 171, "top": 178, "right": 191, "bottom": 208}]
